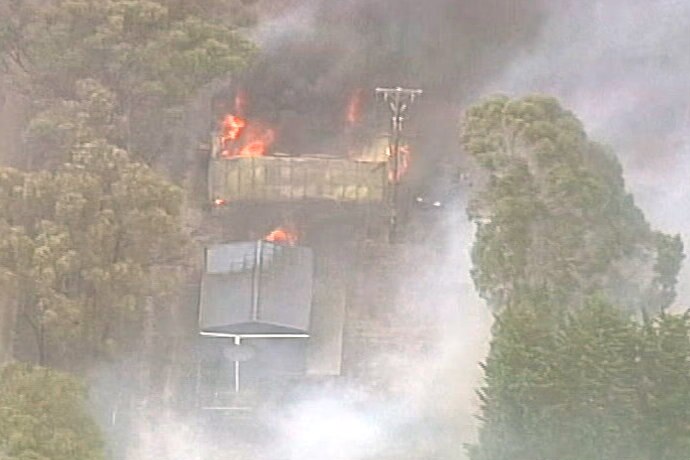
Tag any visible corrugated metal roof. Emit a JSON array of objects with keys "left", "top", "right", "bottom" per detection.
[{"left": 199, "top": 241, "right": 314, "bottom": 335}]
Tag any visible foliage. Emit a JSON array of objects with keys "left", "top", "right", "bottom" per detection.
[
  {"left": 463, "top": 96, "right": 690, "bottom": 459},
  {"left": 0, "top": 141, "right": 189, "bottom": 367},
  {"left": 0, "top": 0, "right": 217, "bottom": 367},
  {"left": 0, "top": 0, "right": 256, "bottom": 164},
  {"left": 0, "top": 363, "right": 104, "bottom": 460},
  {"left": 23, "top": 79, "right": 123, "bottom": 169},
  {"left": 469, "top": 298, "right": 690, "bottom": 460},
  {"left": 461, "top": 95, "right": 684, "bottom": 315},
  {"left": 637, "top": 313, "right": 690, "bottom": 458}
]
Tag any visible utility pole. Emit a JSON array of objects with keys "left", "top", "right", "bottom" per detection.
[{"left": 375, "top": 87, "right": 422, "bottom": 243}]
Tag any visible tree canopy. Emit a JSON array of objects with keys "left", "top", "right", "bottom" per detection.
[
  {"left": 461, "top": 95, "right": 683, "bottom": 316},
  {"left": 0, "top": 140, "right": 189, "bottom": 367},
  {"left": 0, "top": 0, "right": 236, "bottom": 368},
  {"left": 468, "top": 298, "right": 690, "bottom": 460},
  {"left": 0, "top": 0, "right": 256, "bottom": 455},
  {"left": 0, "top": 0, "right": 256, "bottom": 165},
  {"left": 463, "top": 96, "right": 690, "bottom": 460},
  {"left": 0, "top": 363, "right": 105, "bottom": 460}
]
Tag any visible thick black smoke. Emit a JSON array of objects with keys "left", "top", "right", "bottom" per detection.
[
  {"left": 229, "top": 1, "right": 690, "bottom": 306},
  {"left": 223, "top": 0, "right": 549, "bottom": 176}
]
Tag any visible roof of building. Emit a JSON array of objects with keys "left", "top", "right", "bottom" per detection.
[{"left": 199, "top": 241, "right": 314, "bottom": 335}]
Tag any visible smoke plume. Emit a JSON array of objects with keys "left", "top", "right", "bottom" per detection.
[{"left": 117, "top": 2, "right": 690, "bottom": 459}]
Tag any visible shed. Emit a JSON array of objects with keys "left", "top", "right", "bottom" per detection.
[{"left": 198, "top": 241, "right": 314, "bottom": 336}]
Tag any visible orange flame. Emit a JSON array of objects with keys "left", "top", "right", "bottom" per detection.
[
  {"left": 264, "top": 226, "right": 298, "bottom": 246},
  {"left": 238, "top": 126, "right": 275, "bottom": 157},
  {"left": 346, "top": 89, "right": 364, "bottom": 126},
  {"left": 221, "top": 114, "right": 246, "bottom": 145},
  {"left": 219, "top": 113, "right": 275, "bottom": 158},
  {"left": 387, "top": 144, "right": 411, "bottom": 183}
]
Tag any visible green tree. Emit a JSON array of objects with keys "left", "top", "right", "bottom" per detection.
[
  {"left": 468, "top": 292, "right": 561, "bottom": 460},
  {"left": 23, "top": 79, "right": 123, "bottom": 169},
  {"left": 469, "top": 298, "right": 690, "bottom": 460},
  {"left": 0, "top": 0, "right": 256, "bottom": 165},
  {"left": 637, "top": 313, "right": 690, "bottom": 459},
  {"left": 0, "top": 363, "right": 104, "bottom": 460},
  {"left": 543, "top": 299, "right": 642, "bottom": 460},
  {"left": 0, "top": 141, "right": 189, "bottom": 367},
  {"left": 462, "top": 95, "right": 684, "bottom": 315}
]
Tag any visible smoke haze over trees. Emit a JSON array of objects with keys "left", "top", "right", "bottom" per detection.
[{"left": 1, "top": 1, "right": 690, "bottom": 459}]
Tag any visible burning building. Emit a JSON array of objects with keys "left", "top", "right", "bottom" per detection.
[
  {"left": 208, "top": 92, "right": 393, "bottom": 209},
  {"left": 192, "top": 74, "right": 449, "bottom": 418}
]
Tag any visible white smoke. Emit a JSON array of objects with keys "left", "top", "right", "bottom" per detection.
[
  {"left": 114, "top": 195, "right": 489, "bottom": 460},
  {"left": 268, "top": 199, "right": 490, "bottom": 460},
  {"left": 127, "top": 410, "right": 209, "bottom": 460},
  {"left": 275, "top": 397, "right": 385, "bottom": 460}
]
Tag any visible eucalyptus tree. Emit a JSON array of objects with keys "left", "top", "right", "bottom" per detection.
[
  {"left": 0, "top": 0, "right": 256, "bottom": 165},
  {"left": 461, "top": 95, "right": 683, "bottom": 315},
  {"left": 0, "top": 140, "right": 189, "bottom": 367}
]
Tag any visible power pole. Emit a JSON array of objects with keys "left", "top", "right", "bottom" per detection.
[{"left": 375, "top": 87, "right": 422, "bottom": 243}]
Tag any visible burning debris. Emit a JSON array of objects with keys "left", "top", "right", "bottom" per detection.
[
  {"left": 264, "top": 226, "right": 299, "bottom": 245},
  {"left": 209, "top": 86, "right": 416, "bottom": 221},
  {"left": 214, "top": 86, "right": 413, "bottom": 167}
]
